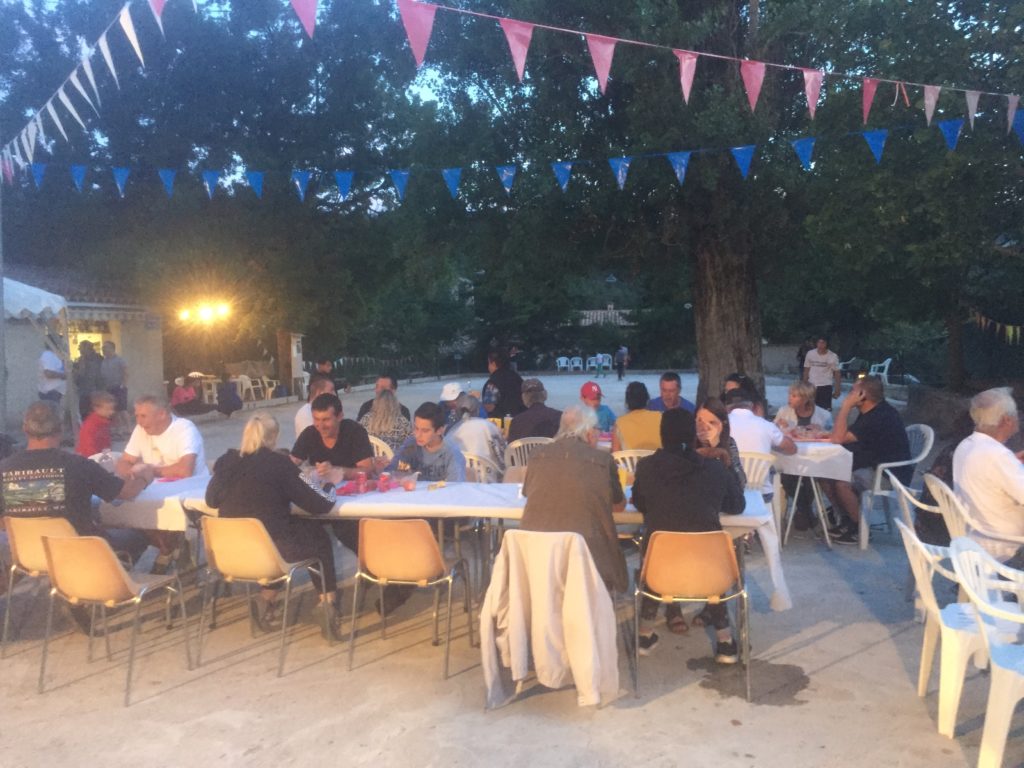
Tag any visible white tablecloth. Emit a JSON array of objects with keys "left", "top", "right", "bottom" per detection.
[
  {"left": 774, "top": 441, "right": 852, "bottom": 482},
  {"left": 98, "top": 475, "right": 212, "bottom": 532}
]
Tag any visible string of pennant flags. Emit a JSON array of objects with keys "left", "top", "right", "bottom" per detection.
[
  {"left": 10, "top": 114, "right": 1024, "bottom": 206},
  {"left": 972, "top": 310, "right": 1024, "bottom": 346},
  {"left": 2, "top": 0, "right": 1022, "bottom": 186}
]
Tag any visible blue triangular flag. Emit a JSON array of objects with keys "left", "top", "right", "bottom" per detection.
[
  {"left": 791, "top": 137, "right": 815, "bottom": 170},
  {"left": 862, "top": 129, "right": 888, "bottom": 164},
  {"left": 666, "top": 152, "right": 691, "bottom": 186},
  {"left": 551, "top": 161, "right": 573, "bottom": 192},
  {"left": 495, "top": 164, "right": 516, "bottom": 193},
  {"left": 30, "top": 162, "right": 46, "bottom": 189},
  {"left": 389, "top": 169, "right": 410, "bottom": 201},
  {"left": 730, "top": 146, "right": 756, "bottom": 179},
  {"left": 246, "top": 170, "right": 264, "bottom": 199},
  {"left": 334, "top": 171, "right": 354, "bottom": 201},
  {"left": 292, "top": 170, "right": 311, "bottom": 202},
  {"left": 158, "top": 168, "right": 176, "bottom": 198},
  {"left": 608, "top": 157, "right": 632, "bottom": 190},
  {"left": 202, "top": 170, "right": 220, "bottom": 199},
  {"left": 70, "top": 164, "right": 87, "bottom": 192},
  {"left": 937, "top": 119, "right": 964, "bottom": 151},
  {"left": 441, "top": 167, "right": 461, "bottom": 199},
  {"left": 112, "top": 166, "right": 130, "bottom": 198},
  {"left": 1014, "top": 111, "right": 1024, "bottom": 145}
]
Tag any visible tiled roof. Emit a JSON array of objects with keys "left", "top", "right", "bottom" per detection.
[
  {"left": 3, "top": 263, "right": 142, "bottom": 306},
  {"left": 579, "top": 307, "right": 634, "bottom": 327}
]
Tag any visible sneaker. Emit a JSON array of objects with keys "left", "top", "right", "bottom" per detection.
[
  {"left": 715, "top": 639, "right": 739, "bottom": 665},
  {"left": 638, "top": 632, "right": 660, "bottom": 656},
  {"left": 150, "top": 553, "right": 173, "bottom": 575},
  {"left": 827, "top": 518, "right": 853, "bottom": 537},
  {"left": 833, "top": 527, "right": 859, "bottom": 545}
]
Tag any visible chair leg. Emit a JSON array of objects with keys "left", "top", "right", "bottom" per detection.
[
  {"left": 87, "top": 604, "right": 97, "bottom": 662},
  {"left": 311, "top": 560, "right": 332, "bottom": 645},
  {"left": 977, "top": 667, "right": 1024, "bottom": 768},
  {"left": 782, "top": 475, "right": 801, "bottom": 547},
  {"left": 197, "top": 576, "right": 212, "bottom": 668},
  {"left": 458, "top": 561, "right": 475, "bottom": 649},
  {"left": 38, "top": 590, "right": 56, "bottom": 694},
  {"left": 124, "top": 601, "right": 144, "bottom": 707},
  {"left": 633, "top": 591, "right": 641, "bottom": 698},
  {"left": 917, "top": 616, "right": 939, "bottom": 698},
  {"left": 443, "top": 577, "right": 454, "bottom": 680},
  {"left": 378, "top": 582, "right": 388, "bottom": 640},
  {"left": 277, "top": 575, "right": 294, "bottom": 678},
  {"left": 858, "top": 494, "right": 871, "bottom": 550},
  {"left": 174, "top": 576, "right": 193, "bottom": 671},
  {"left": 937, "top": 625, "right": 978, "bottom": 738},
  {"left": 742, "top": 591, "right": 751, "bottom": 703},
  {"left": 810, "top": 479, "right": 833, "bottom": 549},
  {"left": 431, "top": 584, "right": 441, "bottom": 647},
  {"left": 348, "top": 575, "right": 361, "bottom": 672},
  {"left": 245, "top": 583, "right": 258, "bottom": 639},
  {"left": 1, "top": 565, "right": 19, "bottom": 656}
]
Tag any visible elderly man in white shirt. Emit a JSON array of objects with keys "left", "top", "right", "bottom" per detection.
[
  {"left": 723, "top": 389, "right": 796, "bottom": 495},
  {"left": 953, "top": 387, "right": 1024, "bottom": 563}
]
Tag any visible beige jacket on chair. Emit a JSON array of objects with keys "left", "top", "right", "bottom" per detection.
[{"left": 480, "top": 530, "right": 619, "bottom": 708}]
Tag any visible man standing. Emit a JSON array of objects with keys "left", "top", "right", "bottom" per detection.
[
  {"left": 952, "top": 387, "right": 1024, "bottom": 563},
  {"left": 391, "top": 402, "right": 466, "bottom": 482},
  {"left": 827, "top": 376, "right": 911, "bottom": 544},
  {"left": 631, "top": 409, "right": 745, "bottom": 658},
  {"left": 647, "top": 372, "right": 696, "bottom": 414},
  {"left": 101, "top": 341, "right": 130, "bottom": 435},
  {"left": 507, "top": 379, "right": 562, "bottom": 441},
  {"left": 73, "top": 341, "right": 104, "bottom": 419},
  {"left": 37, "top": 347, "right": 66, "bottom": 404},
  {"left": 482, "top": 350, "right": 525, "bottom": 418},
  {"left": 520, "top": 405, "right": 627, "bottom": 593},
  {"left": 803, "top": 336, "right": 841, "bottom": 411},
  {"left": 356, "top": 374, "right": 411, "bottom": 421},
  {"left": 294, "top": 374, "right": 336, "bottom": 438},
  {"left": 723, "top": 389, "right": 796, "bottom": 496},
  {"left": 116, "top": 395, "right": 209, "bottom": 572},
  {"left": 580, "top": 381, "right": 617, "bottom": 433},
  {"left": 614, "top": 346, "right": 629, "bottom": 381}
]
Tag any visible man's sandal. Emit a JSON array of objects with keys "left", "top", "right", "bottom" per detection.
[{"left": 666, "top": 614, "right": 689, "bottom": 634}]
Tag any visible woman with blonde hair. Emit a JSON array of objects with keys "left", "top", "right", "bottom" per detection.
[
  {"left": 774, "top": 380, "right": 833, "bottom": 434},
  {"left": 205, "top": 412, "right": 342, "bottom": 638},
  {"left": 359, "top": 388, "right": 412, "bottom": 453}
]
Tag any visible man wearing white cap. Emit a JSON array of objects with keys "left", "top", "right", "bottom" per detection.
[
  {"left": 439, "top": 381, "right": 464, "bottom": 430},
  {"left": 580, "top": 381, "right": 617, "bottom": 433}
]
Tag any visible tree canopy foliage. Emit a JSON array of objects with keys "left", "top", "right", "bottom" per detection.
[{"left": 1, "top": 0, "right": 1021, "bottom": 389}]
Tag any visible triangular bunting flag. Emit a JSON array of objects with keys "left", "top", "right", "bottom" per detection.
[
  {"left": 389, "top": 169, "right": 410, "bottom": 201},
  {"left": 1008, "top": 95, "right": 1020, "bottom": 135},
  {"left": 98, "top": 32, "right": 119, "bottom": 89},
  {"left": 441, "top": 167, "right": 461, "bottom": 199},
  {"left": 739, "top": 61, "right": 766, "bottom": 112},
  {"left": 551, "top": 161, "right": 573, "bottom": 192},
  {"left": 674, "top": 50, "right": 698, "bottom": 104},
  {"left": 148, "top": 0, "right": 167, "bottom": 34},
  {"left": 862, "top": 129, "right": 888, "bottom": 164},
  {"left": 862, "top": 77, "right": 879, "bottom": 124},
  {"left": 791, "top": 137, "right": 815, "bottom": 170},
  {"left": 500, "top": 19, "right": 534, "bottom": 83},
  {"left": 495, "top": 164, "right": 516, "bottom": 193},
  {"left": 80, "top": 48, "right": 101, "bottom": 106},
  {"left": 57, "top": 86, "right": 87, "bottom": 131},
  {"left": 730, "top": 145, "right": 756, "bottom": 179},
  {"left": 20, "top": 130, "right": 33, "bottom": 164},
  {"left": 46, "top": 101, "right": 69, "bottom": 142},
  {"left": 334, "top": 171, "right": 353, "bottom": 201},
  {"left": 1, "top": 154, "right": 12, "bottom": 186},
  {"left": 397, "top": 0, "right": 437, "bottom": 68},
  {"left": 112, "top": 166, "right": 130, "bottom": 198},
  {"left": 202, "top": 170, "right": 220, "bottom": 199},
  {"left": 70, "top": 164, "right": 87, "bottom": 192},
  {"left": 33, "top": 113, "right": 46, "bottom": 147},
  {"left": 965, "top": 90, "right": 980, "bottom": 130},
  {"left": 246, "top": 170, "right": 264, "bottom": 199},
  {"left": 665, "top": 152, "right": 690, "bottom": 185},
  {"left": 26, "top": 120, "right": 38, "bottom": 156},
  {"left": 937, "top": 118, "right": 964, "bottom": 151},
  {"left": 290, "top": 0, "right": 317, "bottom": 39},
  {"left": 119, "top": 6, "right": 145, "bottom": 67},
  {"left": 69, "top": 70, "right": 99, "bottom": 117},
  {"left": 1013, "top": 111, "right": 1024, "bottom": 146},
  {"left": 158, "top": 168, "right": 175, "bottom": 197},
  {"left": 923, "top": 84, "right": 941, "bottom": 125},
  {"left": 585, "top": 34, "right": 616, "bottom": 95},
  {"left": 292, "top": 170, "right": 312, "bottom": 202},
  {"left": 608, "top": 156, "right": 631, "bottom": 190},
  {"left": 802, "top": 69, "right": 823, "bottom": 119},
  {"left": 30, "top": 162, "right": 46, "bottom": 189}
]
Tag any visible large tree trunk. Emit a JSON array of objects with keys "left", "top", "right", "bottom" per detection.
[{"left": 692, "top": 237, "right": 764, "bottom": 404}]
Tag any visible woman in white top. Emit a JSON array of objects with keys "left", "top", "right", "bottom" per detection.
[{"left": 774, "top": 380, "right": 833, "bottom": 435}]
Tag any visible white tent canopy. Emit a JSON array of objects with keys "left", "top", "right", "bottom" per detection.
[{"left": 3, "top": 277, "right": 67, "bottom": 320}]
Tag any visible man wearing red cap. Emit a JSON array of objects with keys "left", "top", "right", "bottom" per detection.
[{"left": 580, "top": 381, "right": 617, "bottom": 433}]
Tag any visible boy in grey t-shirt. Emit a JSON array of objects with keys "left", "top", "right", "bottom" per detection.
[{"left": 390, "top": 402, "right": 466, "bottom": 482}]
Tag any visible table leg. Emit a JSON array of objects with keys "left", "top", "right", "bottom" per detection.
[
  {"left": 810, "top": 478, "right": 833, "bottom": 550},
  {"left": 782, "top": 475, "right": 804, "bottom": 547}
]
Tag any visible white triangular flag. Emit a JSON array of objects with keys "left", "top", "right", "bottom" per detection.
[
  {"left": 12, "top": 142, "right": 25, "bottom": 168},
  {"left": 20, "top": 129, "right": 33, "bottom": 164},
  {"left": 119, "top": 5, "right": 146, "bottom": 67},
  {"left": 964, "top": 90, "right": 980, "bottom": 130},
  {"left": 98, "top": 32, "right": 120, "bottom": 89},
  {"left": 46, "top": 100, "right": 69, "bottom": 142},
  {"left": 80, "top": 47, "right": 102, "bottom": 106},
  {"left": 69, "top": 70, "right": 99, "bottom": 116},
  {"left": 26, "top": 119, "right": 37, "bottom": 154},
  {"left": 34, "top": 112, "right": 47, "bottom": 147},
  {"left": 57, "top": 86, "right": 88, "bottom": 131}
]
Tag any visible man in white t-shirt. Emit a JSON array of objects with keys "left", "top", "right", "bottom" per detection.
[
  {"left": 116, "top": 394, "right": 208, "bottom": 572},
  {"left": 37, "top": 348, "right": 67, "bottom": 403},
  {"left": 803, "top": 336, "right": 841, "bottom": 411},
  {"left": 953, "top": 387, "right": 1024, "bottom": 564},
  {"left": 724, "top": 389, "right": 796, "bottom": 495},
  {"left": 294, "top": 374, "right": 336, "bottom": 440}
]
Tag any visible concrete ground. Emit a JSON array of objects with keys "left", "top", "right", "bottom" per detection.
[{"left": 0, "top": 372, "right": 1014, "bottom": 767}]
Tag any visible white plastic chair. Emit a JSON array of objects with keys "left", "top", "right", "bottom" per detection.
[
  {"left": 261, "top": 377, "right": 280, "bottom": 398},
  {"left": 597, "top": 353, "right": 612, "bottom": 375},
  {"left": 585, "top": 356, "right": 599, "bottom": 372},
  {"left": 368, "top": 435, "right": 394, "bottom": 461},
  {"left": 556, "top": 357, "right": 570, "bottom": 373},
  {"left": 837, "top": 356, "right": 858, "bottom": 379},
  {"left": 924, "top": 474, "right": 971, "bottom": 541},
  {"left": 235, "top": 374, "right": 260, "bottom": 402},
  {"left": 857, "top": 424, "right": 935, "bottom": 550},
  {"left": 868, "top": 357, "right": 892, "bottom": 385},
  {"left": 504, "top": 437, "right": 553, "bottom": 469},
  {"left": 464, "top": 453, "right": 502, "bottom": 484},
  {"left": 612, "top": 449, "right": 654, "bottom": 475},
  {"left": 896, "top": 520, "right": 988, "bottom": 738},
  {"left": 569, "top": 356, "right": 584, "bottom": 372},
  {"left": 950, "top": 537, "right": 1024, "bottom": 767}
]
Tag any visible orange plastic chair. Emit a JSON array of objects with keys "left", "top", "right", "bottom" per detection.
[
  {"left": 348, "top": 518, "right": 474, "bottom": 679},
  {"left": 634, "top": 530, "right": 751, "bottom": 701},
  {"left": 39, "top": 534, "right": 191, "bottom": 706}
]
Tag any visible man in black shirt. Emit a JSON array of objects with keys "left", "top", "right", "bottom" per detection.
[
  {"left": 482, "top": 350, "right": 525, "bottom": 418},
  {"left": 507, "top": 378, "right": 562, "bottom": 441},
  {"left": 827, "top": 375, "right": 911, "bottom": 544},
  {"left": 355, "top": 374, "right": 411, "bottom": 421},
  {"left": 290, "top": 393, "right": 374, "bottom": 485}
]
